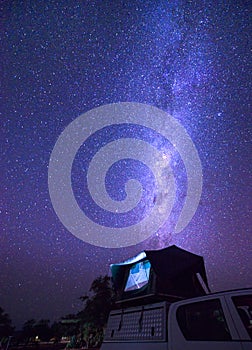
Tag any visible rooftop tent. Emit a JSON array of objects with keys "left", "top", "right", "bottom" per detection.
[{"left": 111, "top": 245, "right": 210, "bottom": 303}]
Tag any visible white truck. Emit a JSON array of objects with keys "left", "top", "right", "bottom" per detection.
[{"left": 101, "top": 288, "right": 252, "bottom": 350}]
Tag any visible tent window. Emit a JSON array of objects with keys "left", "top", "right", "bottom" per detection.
[{"left": 124, "top": 260, "right": 151, "bottom": 292}]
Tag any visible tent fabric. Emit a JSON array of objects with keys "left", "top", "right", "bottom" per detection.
[
  {"left": 145, "top": 245, "right": 208, "bottom": 285},
  {"left": 111, "top": 245, "right": 209, "bottom": 301}
]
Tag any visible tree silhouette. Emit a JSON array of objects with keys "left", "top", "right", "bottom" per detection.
[
  {"left": 0, "top": 307, "right": 14, "bottom": 339},
  {"left": 22, "top": 319, "right": 36, "bottom": 344},
  {"left": 34, "top": 319, "right": 52, "bottom": 341},
  {"left": 7, "top": 275, "right": 114, "bottom": 348},
  {"left": 77, "top": 275, "right": 114, "bottom": 348},
  {"left": 79, "top": 275, "right": 114, "bottom": 327}
]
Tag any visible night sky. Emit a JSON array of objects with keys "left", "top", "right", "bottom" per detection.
[{"left": 1, "top": 0, "right": 251, "bottom": 329}]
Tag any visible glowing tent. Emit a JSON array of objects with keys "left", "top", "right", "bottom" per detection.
[{"left": 111, "top": 245, "right": 210, "bottom": 304}]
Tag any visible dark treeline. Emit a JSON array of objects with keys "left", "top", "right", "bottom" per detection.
[{"left": 1, "top": 275, "right": 114, "bottom": 349}]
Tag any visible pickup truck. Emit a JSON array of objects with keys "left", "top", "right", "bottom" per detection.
[{"left": 101, "top": 288, "right": 252, "bottom": 350}]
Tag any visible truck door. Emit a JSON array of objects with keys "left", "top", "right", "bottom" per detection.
[
  {"left": 224, "top": 293, "right": 252, "bottom": 350},
  {"left": 169, "top": 297, "right": 243, "bottom": 350}
]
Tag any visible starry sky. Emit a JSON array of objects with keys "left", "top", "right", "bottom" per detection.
[{"left": 1, "top": 0, "right": 252, "bottom": 329}]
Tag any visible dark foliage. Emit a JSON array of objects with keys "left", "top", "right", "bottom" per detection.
[
  {"left": 0, "top": 307, "right": 14, "bottom": 338},
  {"left": 1, "top": 274, "right": 114, "bottom": 348},
  {"left": 78, "top": 275, "right": 114, "bottom": 327}
]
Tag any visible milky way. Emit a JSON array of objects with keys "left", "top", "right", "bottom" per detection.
[{"left": 1, "top": 0, "right": 251, "bottom": 328}]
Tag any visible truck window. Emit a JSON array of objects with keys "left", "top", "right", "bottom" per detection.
[
  {"left": 232, "top": 294, "right": 252, "bottom": 340},
  {"left": 176, "top": 299, "right": 231, "bottom": 341}
]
